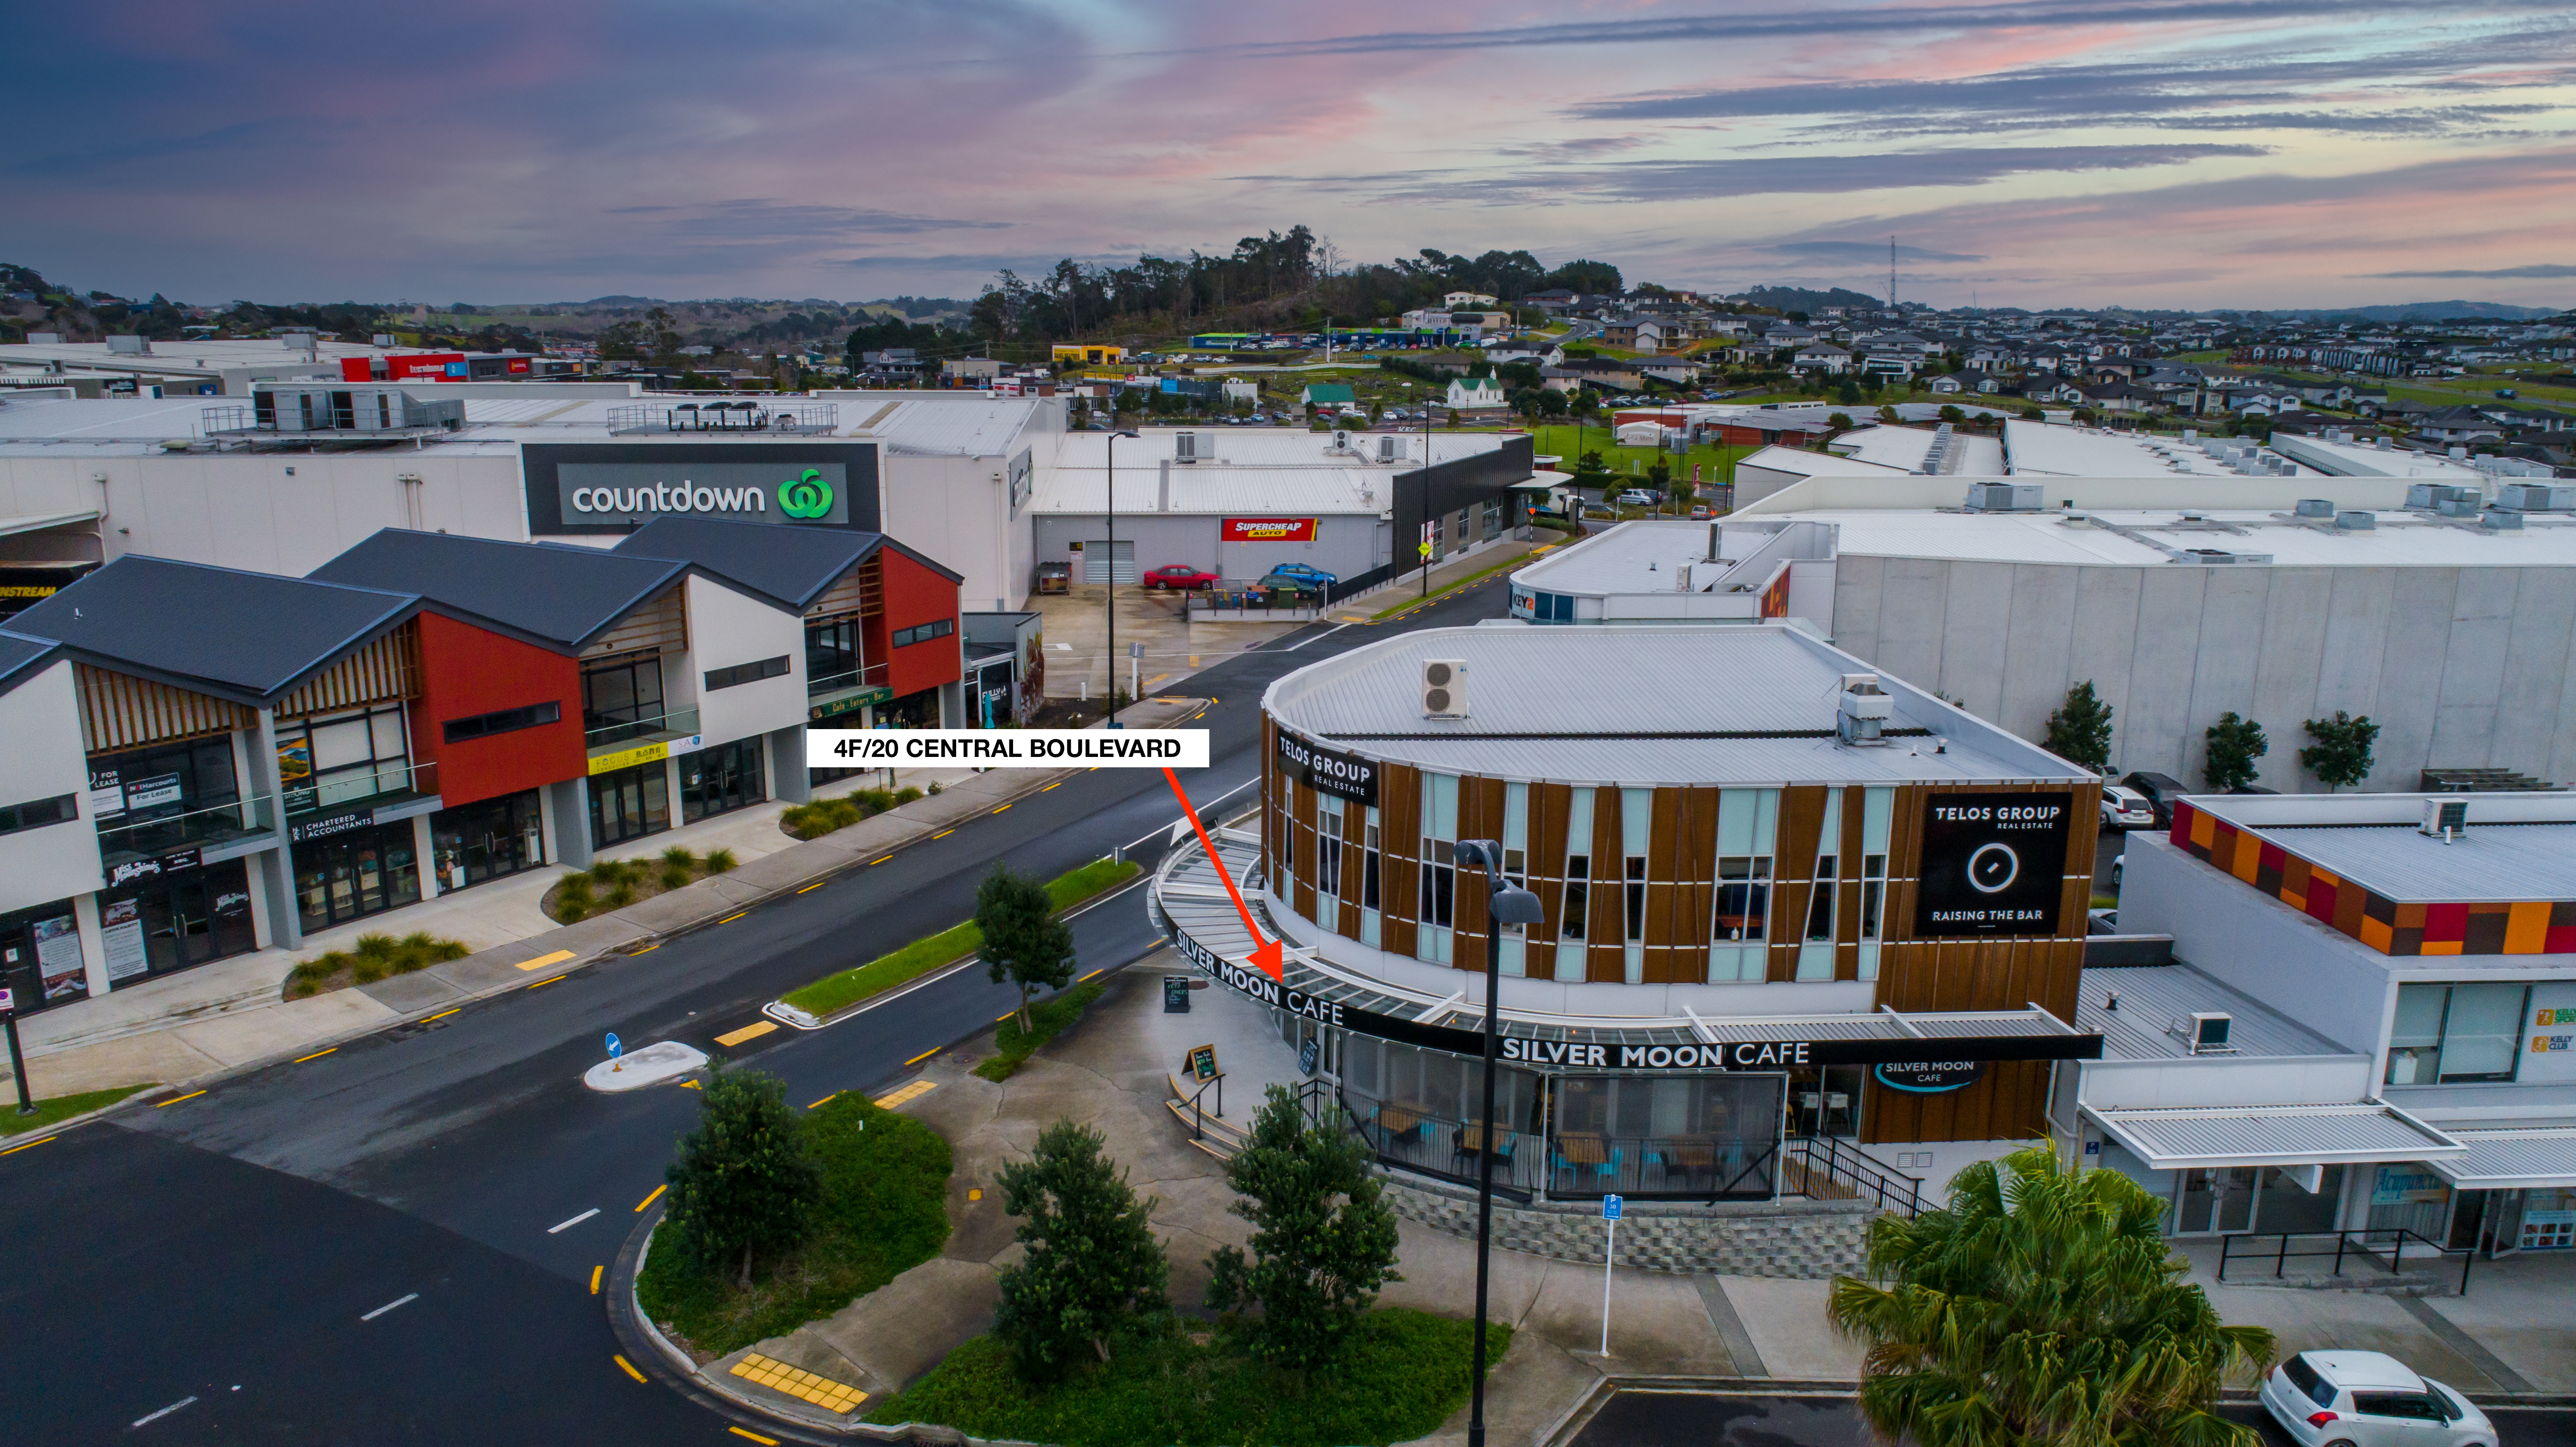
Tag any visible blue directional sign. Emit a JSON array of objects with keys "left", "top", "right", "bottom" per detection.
[
  {"left": 606, "top": 1032, "right": 622, "bottom": 1059},
  {"left": 1602, "top": 1194, "right": 1622, "bottom": 1221}
]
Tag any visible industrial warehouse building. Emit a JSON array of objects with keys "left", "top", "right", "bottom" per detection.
[{"left": 1513, "top": 468, "right": 2576, "bottom": 793}]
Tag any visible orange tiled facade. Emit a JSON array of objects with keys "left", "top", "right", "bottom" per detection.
[{"left": 2171, "top": 800, "right": 2576, "bottom": 957}]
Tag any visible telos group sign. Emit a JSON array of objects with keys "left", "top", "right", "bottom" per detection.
[{"left": 1912, "top": 790, "right": 2074, "bottom": 938}]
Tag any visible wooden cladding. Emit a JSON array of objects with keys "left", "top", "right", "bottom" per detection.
[
  {"left": 804, "top": 558, "right": 882, "bottom": 625},
  {"left": 274, "top": 619, "right": 420, "bottom": 720},
  {"left": 74, "top": 664, "right": 255, "bottom": 752},
  {"left": 579, "top": 584, "right": 687, "bottom": 660}
]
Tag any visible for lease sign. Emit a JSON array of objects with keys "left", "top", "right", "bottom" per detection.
[{"left": 1222, "top": 518, "right": 1318, "bottom": 543}]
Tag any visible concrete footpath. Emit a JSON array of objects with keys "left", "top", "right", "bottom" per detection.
[{"left": 2, "top": 696, "right": 1211, "bottom": 1111}]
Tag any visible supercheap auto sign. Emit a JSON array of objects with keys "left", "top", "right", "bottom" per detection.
[{"left": 1221, "top": 518, "right": 1318, "bottom": 543}]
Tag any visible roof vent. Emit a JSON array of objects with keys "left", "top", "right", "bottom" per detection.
[
  {"left": 1421, "top": 658, "right": 1468, "bottom": 719},
  {"left": 2421, "top": 797, "right": 2469, "bottom": 841},
  {"left": 2293, "top": 498, "right": 2335, "bottom": 518},
  {"left": 2335, "top": 510, "right": 2376, "bottom": 531},
  {"left": 1837, "top": 672, "right": 1892, "bottom": 746}
]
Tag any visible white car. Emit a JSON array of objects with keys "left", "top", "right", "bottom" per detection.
[
  {"left": 2100, "top": 785, "right": 2155, "bottom": 830},
  {"left": 2261, "top": 1350, "right": 2494, "bottom": 1447}
]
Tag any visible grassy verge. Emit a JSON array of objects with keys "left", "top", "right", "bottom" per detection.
[
  {"left": 636, "top": 1092, "right": 951, "bottom": 1358},
  {"left": 544, "top": 845, "right": 741, "bottom": 924},
  {"left": 780, "top": 784, "right": 925, "bottom": 841},
  {"left": 779, "top": 859, "right": 1140, "bottom": 1020},
  {"left": 974, "top": 976, "right": 1106, "bottom": 1081},
  {"left": 867, "top": 1309, "right": 1511, "bottom": 1447},
  {"left": 0, "top": 1084, "right": 151, "bottom": 1136},
  {"left": 285, "top": 930, "right": 473, "bottom": 999}
]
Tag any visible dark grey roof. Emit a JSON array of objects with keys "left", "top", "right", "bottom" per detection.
[
  {"left": 0, "top": 627, "right": 60, "bottom": 701},
  {"left": 309, "top": 529, "right": 685, "bottom": 652},
  {"left": 611, "top": 517, "right": 961, "bottom": 610},
  {"left": 10, "top": 556, "right": 416, "bottom": 704}
]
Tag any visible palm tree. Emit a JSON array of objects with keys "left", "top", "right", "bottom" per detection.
[{"left": 1829, "top": 1143, "right": 2273, "bottom": 1447}]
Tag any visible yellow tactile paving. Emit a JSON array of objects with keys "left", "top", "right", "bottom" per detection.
[
  {"left": 729, "top": 1352, "right": 867, "bottom": 1414},
  {"left": 714, "top": 1020, "right": 777, "bottom": 1047},
  {"left": 515, "top": 948, "right": 577, "bottom": 972},
  {"left": 873, "top": 1079, "right": 938, "bottom": 1110}
]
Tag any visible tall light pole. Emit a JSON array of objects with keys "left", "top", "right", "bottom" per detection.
[
  {"left": 1453, "top": 839, "right": 1544, "bottom": 1447},
  {"left": 1104, "top": 429, "right": 1140, "bottom": 728}
]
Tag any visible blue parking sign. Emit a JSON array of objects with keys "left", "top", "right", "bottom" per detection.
[{"left": 1602, "top": 1194, "right": 1622, "bottom": 1221}]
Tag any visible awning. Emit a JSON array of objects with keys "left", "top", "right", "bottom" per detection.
[
  {"left": 2086, "top": 1102, "right": 2464, "bottom": 1171},
  {"left": 2429, "top": 1127, "right": 2576, "bottom": 1190}
]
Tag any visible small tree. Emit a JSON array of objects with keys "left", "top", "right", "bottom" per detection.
[
  {"left": 2202, "top": 711, "right": 2269, "bottom": 793},
  {"left": 2300, "top": 711, "right": 2381, "bottom": 791},
  {"left": 981, "top": 864, "right": 1074, "bottom": 1033},
  {"left": 1876, "top": 403, "right": 1902, "bottom": 425},
  {"left": 992, "top": 1119, "right": 1169, "bottom": 1377},
  {"left": 1837, "top": 377, "right": 1863, "bottom": 405},
  {"left": 1205, "top": 1085, "right": 1403, "bottom": 1369},
  {"left": 662, "top": 1064, "right": 820, "bottom": 1287},
  {"left": 2042, "top": 681, "right": 2115, "bottom": 773}
]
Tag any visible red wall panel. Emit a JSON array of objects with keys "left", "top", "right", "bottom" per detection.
[
  {"left": 876, "top": 549, "right": 963, "bottom": 701},
  {"left": 409, "top": 611, "right": 585, "bottom": 810}
]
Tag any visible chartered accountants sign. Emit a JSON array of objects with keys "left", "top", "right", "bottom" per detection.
[
  {"left": 523, "top": 442, "right": 880, "bottom": 535},
  {"left": 1913, "top": 790, "right": 2075, "bottom": 938}
]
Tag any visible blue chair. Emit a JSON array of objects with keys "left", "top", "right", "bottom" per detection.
[{"left": 1595, "top": 1147, "right": 1625, "bottom": 1189}]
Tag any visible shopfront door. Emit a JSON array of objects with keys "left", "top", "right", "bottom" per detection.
[
  {"left": 0, "top": 903, "right": 88, "bottom": 1012},
  {"left": 2176, "top": 1167, "right": 2260, "bottom": 1234},
  {"left": 295, "top": 822, "right": 423, "bottom": 934},
  {"left": 430, "top": 791, "right": 544, "bottom": 891},
  {"left": 589, "top": 760, "right": 671, "bottom": 849},
  {"left": 102, "top": 858, "right": 257, "bottom": 983}
]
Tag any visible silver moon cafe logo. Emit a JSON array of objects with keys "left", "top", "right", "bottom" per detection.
[{"left": 1966, "top": 840, "right": 2020, "bottom": 893}]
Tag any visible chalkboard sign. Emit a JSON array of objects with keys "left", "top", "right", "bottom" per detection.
[
  {"left": 1299, "top": 1037, "right": 1320, "bottom": 1076},
  {"left": 1164, "top": 975, "right": 1191, "bottom": 1013},
  {"left": 1187, "top": 1044, "right": 1222, "bottom": 1082}
]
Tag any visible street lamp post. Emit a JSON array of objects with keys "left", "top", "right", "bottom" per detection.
[
  {"left": 1453, "top": 839, "right": 1544, "bottom": 1447},
  {"left": 1104, "top": 429, "right": 1140, "bottom": 728}
]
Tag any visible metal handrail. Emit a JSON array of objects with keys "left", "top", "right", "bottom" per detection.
[
  {"left": 281, "top": 757, "right": 438, "bottom": 817},
  {"left": 1182, "top": 1073, "right": 1224, "bottom": 1141},
  {"left": 584, "top": 704, "right": 701, "bottom": 749},
  {"left": 1784, "top": 1134, "right": 1925, "bottom": 1216},
  {"left": 96, "top": 791, "right": 278, "bottom": 844},
  {"left": 2216, "top": 1227, "right": 2474, "bottom": 1296},
  {"left": 806, "top": 663, "right": 890, "bottom": 698}
]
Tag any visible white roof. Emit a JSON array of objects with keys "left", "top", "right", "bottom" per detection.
[
  {"left": 1031, "top": 463, "right": 1400, "bottom": 517},
  {"left": 2086, "top": 1102, "right": 2462, "bottom": 1169},
  {"left": 1786, "top": 506, "right": 2576, "bottom": 568},
  {"left": 1735, "top": 444, "right": 1911, "bottom": 480},
  {"left": 2002, "top": 419, "right": 2319, "bottom": 477},
  {"left": 1050, "top": 428, "right": 1506, "bottom": 471},
  {"left": 2272, "top": 430, "right": 2486, "bottom": 480},
  {"left": 2075, "top": 963, "right": 2346, "bottom": 1061},
  {"left": 1513, "top": 520, "right": 1720, "bottom": 594},
  {"left": 1828, "top": 424, "right": 2006, "bottom": 475},
  {"left": 2430, "top": 1126, "right": 2576, "bottom": 1189}
]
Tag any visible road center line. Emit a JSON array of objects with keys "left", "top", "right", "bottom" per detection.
[
  {"left": 359, "top": 1292, "right": 418, "bottom": 1321},
  {"left": 590, "top": 1265, "right": 603, "bottom": 1294},
  {"left": 131, "top": 1396, "right": 197, "bottom": 1428},
  {"left": 547, "top": 1208, "right": 600, "bottom": 1234}
]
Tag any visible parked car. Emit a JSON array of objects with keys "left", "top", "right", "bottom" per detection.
[
  {"left": 2261, "top": 1350, "right": 2494, "bottom": 1447},
  {"left": 1142, "top": 564, "right": 1218, "bottom": 591},
  {"left": 2100, "top": 785, "right": 2155, "bottom": 830},
  {"left": 1617, "top": 489, "right": 1657, "bottom": 507},
  {"left": 1034, "top": 560, "right": 1071, "bottom": 595},
  {"left": 1689, "top": 504, "right": 1712, "bottom": 520},
  {"left": 2119, "top": 770, "right": 2191, "bottom": 830},
  {"left": 1263, "top": 562, "right": 1338, "bottom": 588}
]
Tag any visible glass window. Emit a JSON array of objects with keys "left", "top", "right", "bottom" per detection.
[
  {"left": 1318, "top": 807, "right": 1344, "bottom": 900},
  {"left": 1798, "top": 790, "right": 1844, "bottom": 981},
  {"left": 805, "top": 617, "right": 862, "bottom": 684},
  {"left": 279, "top": 702, "right": 412, "bottom": 815},
  {"left": 2387, "top": 982, "right": 2532, "bottom": 1085},
  {"left": 1418, "top": 774, "right": 1458, "bottom": 963},
  {"left": 1361, "top": 807, "right": 1382, "bottom": 948},
  {"left": 581, "top": 651, "right": 666, "bottom": 742},
  {"left": 680, "top": 737, "right": 766, "bottom": 823},
  {"left": 1857, "top": 787, "right": 1893, "bottom": 981},
  {"left": 1711, "top": 788, "right": 1778, "bottom": 983},
  {"left": 2387, "top": 983, "right": 2446, "bottom": 1084},
  {"left": 1499, "top": 782, "right": 1528, "bottom": 977},
  {"left": 1562, "top": 787, "right": 1594, "bottom": 946}
]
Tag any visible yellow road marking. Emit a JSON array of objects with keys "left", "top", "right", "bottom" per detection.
[
  {"left": 903, "top": 1047, "right": 939, "bottom": 1066},
  {"left": 528, "top": 974, "right": 569, "bottom": 989},
  {"left": 995, "top": 1009, "right": 1017, "bottom": 1021},
  {"left": 991, "top": 804, "right": 1011, "bottom": 814},
  {"left": 1078, "top": 968, "right": 1103, "bottom": 982},
  {"left": 1144, "top": 673, "right": 1170, "bottom": 687},
  {"left": 156, "top": 1089, "right": 208, "bottom": 1108},
  {"left": 729, "top": 1428, "right": 782, "bottom": 1445},
  {"left": 589, "top": 1265, "right": 603, "bottom": 1294},
  {"left": 293, "top": 1047, "right": 337, "bottom": 1063},
  {"left": 635, "top": 1184, "right": 667, "bottom": 1212},
  {"left": 719, "top": 912, "right": 747, "bottom": 924},
  {"left": 967, "top": 1187, "right": 982, "bottom": 1201},
  {"left": 932, "top": 828, "right": 955, "bottom": 839},
  {"left": 808, "top": 1091, "right": 841, "bottom": 1109},
  {"left": 729, "top": 1353, "right": 867, "bottom": 1415},
  {"left": 874, "top": 1079, "right": 939, "bottom": 1110},
  {"left": 515, "top": 948, "right": 577, "bottom": 972},
  {"left": 714, "top": 1020, "right": 776, "bottom": 1048},
  {"left": 423, "top": 1007, "right": 461, "bottom": 1022},
  {"left": 614, "top": 1354, "right": 646, "bottom": 1383},
  {"left": 1040, "top": 781, "right": 1061, "bottom": 791},
  {"left": 0, "top": 1135, "right": 55, "bottom": 1155},
  {"left": 797, "top": 880, "right": 827, "bottom": 893},
  {"left": 679, "top": 1079, "right": 702, "bottom": 1090},
  {"left": 630, "top": 943, "right": 659, "bottom": 954},
  {"left": 869, "top": 855, "right": 893, "bottom": 865}
]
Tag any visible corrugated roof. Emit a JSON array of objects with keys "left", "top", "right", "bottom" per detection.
[
  {"left": 1262, "top": 623, "right": 2088, "bottom": 786},
  {"left": 11, "top": 555, "right": 416, "bottom": 703},
  {"left": 866, "top": 398, "right": 1040, "bottom": 456},
  {"left": 1778, "top": 507, "right": 2576, "bottom": 568},
  {"left": 611, "top": 516, "right": 951, "bottom": 610},
  {"left": 2431, "top": 1127, "right": 2576, "bottom": 1188},
  {"left": 309, "top": 530, "right": 685, "bottom": 652},
  {"left": 0, "top": 627, "right": 59, "bottom": 700},
  {"left": 1031, "top": 463, "right": 1400, "bottom": 517},
  {"left": 2087, "top": 1102, "right": 2461, "bottom": 1167},
  {"left": 2077, "top": 962, "right": 2347, "bottom": 1061},
  {"left": 1051, "top": 428, "right": 1506, "bottom": 471},
  {"left": 2257, "top": 822, "right": 2576, "bottom": 903}
]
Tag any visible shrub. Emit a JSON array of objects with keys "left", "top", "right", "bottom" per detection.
[
  {"left": 352, "top": 954, "right": 390, "bottom": 984},
  {"left": 705, "top": 848, "right": 738, "bottom": 874},
  {"left": 992, "top": 1119, "right": 1169, "bottom": 1378},
  {"left": 659, "top": 863, "right": 690, "bottom": 891},
  {"left": 559, "top": 895, "right": 591, "bottom": 922},
  {"left": 592, "top": 859, "right": 632, "bottom": 887},
  {"left": 604, "top": 883, "right": 636, "bottom": 908},
  {"left": 661, "top": 1065, "right": 821, "bottom": 1286},
  {"left": 661, "top": 845, "right": 697, "bottom": 868},
  {"left": 558, "top": 872, "right": 594, "bottom": 899},
  {"left": 896, "top": 787, "right": 925, "bottom": 805}
]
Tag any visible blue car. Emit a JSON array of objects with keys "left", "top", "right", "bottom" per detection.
[{"left": 1263, "top": 562, "right": 1338, "bottom": 588}]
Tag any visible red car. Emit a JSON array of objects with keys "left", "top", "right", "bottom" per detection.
[{"left": 1142, "top": 564, "right": 1218, "bottom": 590}]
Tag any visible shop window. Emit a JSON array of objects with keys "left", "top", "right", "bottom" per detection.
[
  {"left": 1318, "top": 808, "right": 1344, "bottom": 902},
  {"left": 1710, "top": 788, "right": 1778, "bottom": 982},
  {"left": 89, "top": 737, "right": 243, "bottom": 853},
  {"left": 2387, "top": 982, "right": 2531, "bottom": 1085},
  {"left": 0, "top": 902, "right": 88, "bottom": 1011},
  {"left": 293, "top": 822, "right": 421, "bottom": 935},
  {"left": 1856, "top": 787, "right": 1893, "bottom": 981},
  {"left": 892, "top": 618, "right": 955, "bottom": 649},
  {"left": 278, "top": 702, "right": 412, "bottom": 816},
  {"left": 1417, "top": 772, "right": 1458, "bottom": 964},
  {"left": 1360, "top": 808, "right": 1382, "bottom": 948},
  {"left": 441, "top": 700, "right": 561, "bottom": 744},
  {"left": 1797, "top": 790, "right": 1844, "bottom": 981},
  {"left": 703, "top": 656, "right": 790, "bottom": 692},
  {"left": 1561, "top": 787, "right": 1594, "bottom": 946},
  {"left": 1622, "top": 787, "right": 1651, "bottom": 984},
  {"left": 589, "top": 758, "right": 671, "bottom": 848},
  {"left": 430, "top": 790, "right": 544, "bottom": 890},
  {"left": 681, "top": 737, "right": 765, "bottom": 823},
  {"left": 0, "top": 793, "right": 77, "bottom": 837},
  {"left": 806, "top": 617, "right": 863, "bottom": 687},
  {"left": 582, "top": 650, "right": 667, "bottom": 743}
]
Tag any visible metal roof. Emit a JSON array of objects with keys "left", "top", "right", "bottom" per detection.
[
  {"left": 2255, "top": 822, "right": 2576, "bottom": 903},
  {"left": 1050, "top": 428, "right": 1506, "bottom": 471},
  {"left": 2085, "top": 1102, "right": 2462, "bottom": 1169},
  {"left": 10, "top": 555, "right": 416, "bottom": 704},
  {"left": 611, "top": 516, "right": 959, "bottom": 610},
  {"left": 2429, "top": 1127, "right": 2576, "bottom": 1188},
  {"left": 1030, "top": 464, "right": 1406, "bottom": 517},
  {"left": 308, "top": 530, "right": 686, "bottom": 652},
  {"left": 0, "top": 627, "right": 59, "bottom": 701},
  {"left": 1774, "top": 506, "right": 2576, "bottom": 568},
  {"left": 2076, "top": 963, "right": 2347, "bottom": 1061},
  {"left": 1262, "top": 623, "right": 2089, "bottom": 787},
  {"left": 864, "top": 398, "right": 1041, "bottom": 457},
  {"left": 1511, "top": 520, "right": 1731, "bottom": 596}
]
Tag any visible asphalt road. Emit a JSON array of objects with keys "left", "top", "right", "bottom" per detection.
[
  {"left": 0, "top": 574, "right": 1514, "bottom": 1445},
  {"left": 1573, "top": 1392, "right": 2576, "bottom": 1447}
]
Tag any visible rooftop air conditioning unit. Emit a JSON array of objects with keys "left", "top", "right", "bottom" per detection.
[
  {"left": 2421, "top": 797, "right": 2469, "bottom": 841},
  {"left": 1837, "top": 672, "right": 1892, "bottom": 746},
  {"left": 2293, "top": 498, "right": 2335, "bottom": 518},
  {"left": 1376, "top": 435, "right": 1400, "bottom": 463},
  {"left": 1421, "top": 658, "right": 1468, "bottom": 718},
  {"left": 1175, "top": 432, "right": 1207, "bottom": 463},
  {"left": 1330, "top": 429, "right": 1351, "bottom": 453},
  {"left": 2483, "top": 510, "right": 2525, "bottom": 531},
  {"left": 1964, "top": 482, "right": 2042, "bottom": 512},
  {"left": 2408, "top": 482, "right": 2478, "bottom": 510},
  {"left": 2335, "top": 510, "right": 2376, "bottom": 531},
  {"left": 2180, "top": 1012, "right": 2234, "bottom": 1055},
  {"left": 2497, "top": 482, "right": 2576, "bottom": 512}
]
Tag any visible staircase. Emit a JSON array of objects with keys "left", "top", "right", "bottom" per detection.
[{"left": 1165, "top": 1072, "right": 1246, "bottom": 1160}]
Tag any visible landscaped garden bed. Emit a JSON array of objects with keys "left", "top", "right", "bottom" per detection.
[
  {"left": 775, "top": 858, "right": 1137, "bottom": 1024},
  {"left": 283, "top": 930, "right": 473, "bottom": 998},
  {"left": 541, "top": 845, "right": 738, "bottom": 923}
]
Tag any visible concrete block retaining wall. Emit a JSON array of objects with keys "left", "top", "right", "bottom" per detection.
[{"left": 1382, "top": 1174, "right": 1877, "bottom": 1279}]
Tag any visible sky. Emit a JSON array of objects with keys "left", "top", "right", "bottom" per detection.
[{"left": 6, "top": 1, "right": 2574, "bottom": 312}]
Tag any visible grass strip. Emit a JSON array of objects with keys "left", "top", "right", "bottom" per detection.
[
  {"left": 867, "top": 1309, "right": 1512, "bottom": 1447},
  {"left": 779, "top": 859, "right": 1140, "bottom": 1020},
  {"left": 974, "top": 976, "right": 1106, "bottom": 1082},
  {"left": 1370, "top": 550, "right": 1536, "bottom": 620},
  {"left": 636, "top": 1093, "right": 950, "bottom": 1357},
  {"left": 0, "top": 1084, "right": 150, "bottom": 1136}
]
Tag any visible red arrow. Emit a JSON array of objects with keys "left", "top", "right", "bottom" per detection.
[{"left": 1163, "top": 766, "right": 1284, "bottom": 980}]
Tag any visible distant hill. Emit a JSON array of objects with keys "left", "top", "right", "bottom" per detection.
[
  {"left": 1727, "top": 285, "right": 1890, "bottom": 315},
  {"left": 2269, "top": 300, "right": 2560, "bottom": 322}
]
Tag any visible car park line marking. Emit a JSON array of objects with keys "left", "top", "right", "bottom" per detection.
[
  {"left": 1079, "top": 969, "right": 1103, "bottom": 982},
  {"left": 679, "top": 1079, "right": 702, "bottom": 1089},
  {"left": 903, "top": 1047, "right": 939, "bottom": 1066},
  {"left": 547, "top": 1208, "right": 600, "bottom": 1234},
  {"left": 515, "top": 948, "right": 577, "bottom": 972},
  {"left": 636, "top": 1185, "right": 666, "bottom": 1212},
  {"left": 131, "top": 1396, "right": 197, "bottom": 1428},
  {"left": 0, "top": 1135, "right": 54, "bottom": 1155},
  {"left": 590, "top": 1266, "right": 603, "bottom": 1294},
  {"left": 729, "top": 1427, "right": 782, "bottom": 1445},
  {"left": 156, "top": 1089, "right": 208, "bottom": 1107},
  {"left": 293, "top": 1047, "right": 338, "bottom": 1063},
  {"left": 359, "top": 1292, "right": 418, "bottom": 1321},
  {"left": 995, "top": 1009, "right": 1017, "bottom": 1022},
  {"left": 720, "top": 912, "right": 747, "bottom": 924},
  {"left": 798, "top": 880, "right": 827, "bottom": 893},
  {"left": 932, "top": 829, "right": 955, "bottom": 839},
  {"left": 715, "top": 1020, "right": 777, "bottom": 1047},
  {"left": 423, "top": 1007, "right": 461, "bottom": 1021},
  {"left": 615, "top": 1355, "right": 647, "bottom": 1383},
  {"left": 528, "top": 974, "right": 569, "bottom": 989}
]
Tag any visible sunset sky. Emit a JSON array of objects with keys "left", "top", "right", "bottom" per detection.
[{"left": 9, "top": 0, "right": 2574, "bottom": 311}]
